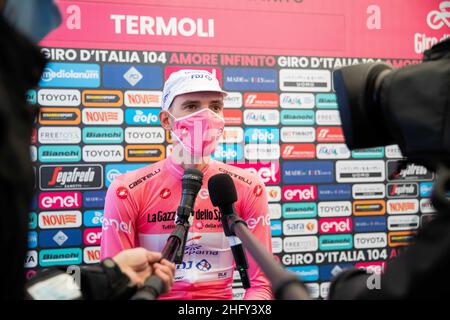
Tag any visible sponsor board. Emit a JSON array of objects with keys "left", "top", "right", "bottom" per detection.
[
  {"left": 39, "top": 62, "right": 100, "bottom": 88},
  {"left": 280, "top": 93, "right": 315, "bottom": 109},
  {"left": 282, "top": 185, "right": 317, "bottom": 202},
  {"left": 283, "top": 219, "right": 318, "bottom": 236},
  {"left": 283, "top": 236, "right": 319, "bottom": 253},
  {"left": 243, "top": 92, "right": 279, "bottom": 108},
  {"left": 387, "top": 215, "right": 420, "bottom": 231},
  {"left": 318, "top": 201, "right": 352, "bottom": 217},
  {"left": 279, "top": 69, "right": 331, "bottom": 92},
  {"left": 353, "top": 200, "right": 386, "bottom": 216},
  {"left": 280, "top": 110, "right": 315, "bottom": 125},
  {"left": 39, "top": 108, "right": 81, "bottom": 125},
  {"left": 281, "top": 143, "right": 316, "bottom": 159},
  {"left": 244, "top": 144, "right": 280, "bottom": 160},
  {"left": 38, "top": 127, "right": 81, "bottom": 144},
  {"left": 354, "top": 233, "right": 387, "bottom": 249},
  {"left": 38, "top": 145, "right": 81, "bottom": 163},
  {"left": 224, "top": 68, "right": 277, "bottom": 91},
  {"left": 82, "top": 108, "right": 124, "bottom": 125},
  {"left": 354, "top": 216, "right": 387, "bottom": 233},
  {"left": 282, "top": 161, "right": 334, "bottom": 184},
  {"left": 39, "top": 192, "right": 82, "bottom": 210},
  {"left": 316, "top": 127, "right": 344, "bottom": 143},
  {"left": 82, "top": 90, "right": 123, "bottom": 107},
  {"left": 243, "top": 109, "right": 280, "bottom": 126},
  {"left": 223, "top": 92, "right": 243, "bottom": 108},
  {"left": 315, "top": 110, "right": 341, "bottom": 125},
  {"left": 352, "top": 184, "right": 385, "bottom": 199},
  {"left": 317, "top": 184, "right": 352, "bottom": 200},
  {"left": 39, "top": 229, "right": 82, "bottom": 248},
  {"left": 315, "top": 93, "right": 337, "bottom": 109},
  {"left": 83, "top": 145, "right": 124, "bottom": 162},
  {"left": 319, "top": 234, "right": 353, "bottom": 251},
  {"left": 281, "top": 127, "right": 315, "bottom": 143},
  {"left": 319, "top": 218, "right": 352, "bottom": 234},
  {"left": 387, "top": 199, "right": 419, "bottom": 215},
  {"left": 244, "top": 127, "right": 279, "bottom": 143},
  {"left": 386, "top": 182, "right": 419, "bottom": 198},
  {"left": 316, "top": 143, "right": 350, "bottom": 159},
  {"left": 282, "top": 202, "right": 317, "bottom": 219},
  {"left": 125, "top": 127, "right": 165, "bottom": 144},
  {"left": 84, "top": 246, "right": 101, "bottom": 264},
  {"left": 39, "top": 248, "right": 82, "bottom": 266},
  {"left": 336, "top": 160, "right": 385, "bottom": 183},
  {"left": 38, "top": 89, "right": 81, "bottom": 106},
  {"left": 387, "top": 160, "right": 434, "bottom": 181},
  {"left": 212, "top": 144, "right": 244, "bottom": 161},
  {"left": 39, "top": 165, "right": 103, "bottom": 191},
  {"left": 125, "top": 145, "right": 165, "bottom": 162},
  {"left": 388, "top": 231, "right": 416, "bottom": 247},
  {"left": 124, "top": 90, "right": 161, "bottom": 107},
  {"left": 82, "top": 127, "right": 124, "bottom": 144},
  {"left": 125, "top": 108, "right": 160, "bottom": 125},
  {"left": 38, "top": 211, "right": 82, "bottom": 229},
  {"left": 103, "top": 64, "right": 163, "bottom": 89}
]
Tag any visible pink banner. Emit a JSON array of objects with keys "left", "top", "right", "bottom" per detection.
[{"left": 41, "top": 0, "right": 450, "bottom": 58}]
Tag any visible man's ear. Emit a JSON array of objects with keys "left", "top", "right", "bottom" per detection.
[{"left": 159, "top": 110, "right": 172, "bottom": 130}]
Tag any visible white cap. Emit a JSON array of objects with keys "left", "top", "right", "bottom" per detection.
[{"left": 161, "top": 69, "right": 227, "bottom": 110}]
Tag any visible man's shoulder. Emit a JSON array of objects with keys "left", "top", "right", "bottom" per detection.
[
  {"left": 211, "top": 160, "right": 264, "bottom": 190},
  {"left": 110, "top": 159, "right": 167, "bottom": 190}
]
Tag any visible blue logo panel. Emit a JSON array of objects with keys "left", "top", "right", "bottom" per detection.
[
  {"left": 282, "top": 161, "right": 334, "bottom": 184},
  {"left": 103, "top": 65, "right": 163, "bottom": 89},
  {"left": 39, "top": 63, "right": 100, "bottom": 88},
  {"left": 223, "top": 68, "right": 278, "bottom": 91}
]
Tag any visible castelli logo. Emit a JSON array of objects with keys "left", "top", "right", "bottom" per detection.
[
  {"left": 160, "top": 188, "right": 171, "bottom": 199},
  {"left": 254, "top": 185, "right": 263, "bottom": 197},
  {"left": 116, "top": 186, "right": 128, "bottom": 199}
]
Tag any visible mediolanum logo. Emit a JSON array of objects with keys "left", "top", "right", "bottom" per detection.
[
  {"left": 39, "top": 62, "right": 100, "bottom": 88},
  {"left": 39, "top": 192, "right": 82, "bottom": 210}
]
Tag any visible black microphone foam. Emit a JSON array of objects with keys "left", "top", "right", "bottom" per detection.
[
  {"left": 208, "top": 173, "right": 238, "bottom": 207},
  {"left": 182, "top": 168, "right": 204, "bottom": 193}
]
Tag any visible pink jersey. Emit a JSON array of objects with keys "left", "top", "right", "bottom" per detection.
[{"left": 100, "top": 155, "right": 273, "bottom": 300}]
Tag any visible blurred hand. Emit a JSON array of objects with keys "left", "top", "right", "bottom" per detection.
[{"left": 112, "top": 248, "right": 176, "bottom": 293}]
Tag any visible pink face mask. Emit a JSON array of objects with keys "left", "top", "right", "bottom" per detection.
[{"left": 168, "top": 108, "right": 225, "bottom": 157}]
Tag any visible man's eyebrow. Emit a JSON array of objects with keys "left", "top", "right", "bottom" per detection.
[
  {"left": 181, "top": 100, "right": 201, "bottom": 106},
  {"left": 209, "top": 100, "right": 224, "bottom": 104}
]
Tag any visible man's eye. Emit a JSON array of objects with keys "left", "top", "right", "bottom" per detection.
[
  {"left": 211, "top": 105, "right": 222, "bottom": 112},
  {"left": 185, "top": 105, "right": 198, "bottom": 110}
]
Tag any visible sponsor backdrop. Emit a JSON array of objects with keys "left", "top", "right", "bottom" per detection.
[{"left": 26, "top": 0, "right": 449, "bottom": 299}]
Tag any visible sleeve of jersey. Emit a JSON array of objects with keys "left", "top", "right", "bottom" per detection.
[
  {"left": 100, "top": 178, "right": 138, "bottom": 260},
  {"left": 241, "top": 178, "right": 273, "bottom": 300}
]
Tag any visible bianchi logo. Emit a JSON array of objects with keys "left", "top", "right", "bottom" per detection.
[
  {"left": 53, "top": 231, "right": 68, "bottom": 246},
  {"left": 427, "top": 1, "right": 450, "bottom": 30},
  {"left": 123, "top": 67, "right": 143, "bottom": 86}
]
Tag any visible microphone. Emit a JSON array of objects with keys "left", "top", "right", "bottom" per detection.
[
  {"left": 131, "top": 168, "right": 203, "bottom": 300},
  {"left": 208, "top": 173, "right": 251, "bottom": 289}
]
